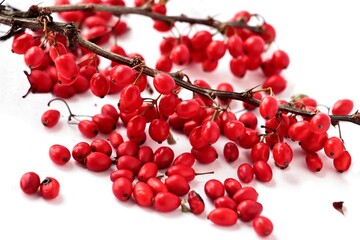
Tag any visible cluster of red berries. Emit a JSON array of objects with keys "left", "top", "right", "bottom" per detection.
[
  {"left": 20, "top": 172, "right": 60, "bottom": 200},
  {"left": 11, "top": 0, "right": 357, "bottom": 238}
]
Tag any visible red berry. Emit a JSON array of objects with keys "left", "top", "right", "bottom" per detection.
[
  {"left": 146, "top": 177, "right": 168, "bottom": 194},
  {"left": 137, "top": 162, "right": 158, "bottom": 182},
  {"left": 243, "top": 35, "right": 265, "bottom": 56},
  {"left": 85, "top": 152, "right": 112, "bottom": 172},
  {"left": 331, "top": 99, "right": 354, "bottom": 115},
  {"left": 72, "top": 141, "right": 91, "bottom": 163},
  {"left": 333, "top": 150, "right": 351, "bottom": 172},
  {"left": 288, "top": 120, "right": 311, "bottom": 141},
  {"left": 237, "top": 163, "right": 254, "bottom": 183},
  {"left": 237, "top": 199, "right": 263, "bottom": 222},
  {"left": 253, "top": 161, "right": 273, "bottom": 182},
  {"left": 149, "top": 118, "right": 170, "bottom": 143},
  {"left": 20, "top": 172, "right": 40, "bottom": 195},
  {"left": 49, "top": 144, "right": 71, "bottom": 165},
  {"left": 153, "top": 73, "right": 176, "bottom": 94},
  {"left": 165, "top": 174, "right": 190, "bottom": 196},
  {"left": 272, "top": 142, "right": 293, "bottom": 168},
  {"left": 232, "top": 186, "right": 258, "bottom": 204},
  {"left": 253, "top": 216, "right": 274, "bottom": 237},
  {"left": 227, "top": 34, "right": 243, "bottom": 58},
  {"left": 309, "top": 113, "right": 331, "bottom": 134},
  {"left": 191, "top": 30, "right": 212, "bottom": 50},
  {"left": 39, "top": 177, "right": 60, "bottom": 200},
  {"left": 90, "top": 72, "right": 110, "bottom": 98},
  {"left": 223, "top": 142, "right": 240, "bottom": 162},
  {"left": 90, "top": 138, "right": 112, "bottom": 156},
  {"left": 262, "top": 74, "right": 287, "bottom": 94},
  {"left": 305, "top": 152, "right": 323, "bottom": 172},
  {"left": 55, "top": 53, "right": 79, "bottom": 82},
  {"left": 187, "top": 190, "right": 205, "bottom": 215},
  {"left": 250, "top": 142, "right": 270, "bottom": 162},
  {"left": 271, "top": 50, "right": 290, "bottom": 69},
  {"left": 324, "top": 136, "right": 344, "bottom": 159},
  {"left": 170, "top": 44, "right": 190, "bottom": 65},
  {"left": 12, "top": 33, "right": 35, "bottom": 54},
  {"left": 204, "top": 179, "right": 225, "bottom": 200},
  {"left": 153, "top": 146, "right": 174, "bottom": 169},
  {"left": 24, "top": 46, "right": 45, "bottom": 69},
  {"left": 173, "top": 152, "right": 195, "bottom": 167},
  {"left": 223, "top": 178, "right": 242, "bottom": 197},
  {"left": 112, "top": 177, "right": 133, "bottom": 201},
  {"left": 116, "top": 155, "right": 143, "bottom": 174},
  {"left": 133, "top": 181, "right": 154, "bottom": 207},
  {"left": 154, "top": 192, "right": 181, "bottom": 212},
  {"left": 41, "top": 109, "right": 60, "bottom": 128},
  {"left": 191, "top": 145, "right": 218, "bottom": 164},
  {"left": 208, "top": 208, "right": 238, "bottom": 226},
  {"left": 78, "top": 120, "right": 99, "bottom": 138},
  {"left": 214, "top": 196, "right": 237, "bottom": 211},
  {"left": 259, "top": 95, "right": 278, "bottom": 120},
  {"left": 110, "top": 169, "right": 135, "bottom": 182}
]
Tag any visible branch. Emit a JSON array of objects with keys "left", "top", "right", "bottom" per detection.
[{"left": 0, "top": 6, "right": 359, "bottom": 126}]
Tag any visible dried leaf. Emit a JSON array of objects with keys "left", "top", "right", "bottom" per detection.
[{"left": 333, "top": 201, "right": 344, "bottom": 215}]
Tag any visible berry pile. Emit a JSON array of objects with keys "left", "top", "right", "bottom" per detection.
[{"left": 4, "top": 0, "right": 358, "bottom": 238}]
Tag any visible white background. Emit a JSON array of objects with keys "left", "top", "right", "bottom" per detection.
[{"left": 1, "top": 0, "right": 360, "bottom": 239}]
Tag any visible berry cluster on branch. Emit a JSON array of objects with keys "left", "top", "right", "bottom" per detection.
[{"left": 1, "top": 0, "right": 359, "bottom": 238}]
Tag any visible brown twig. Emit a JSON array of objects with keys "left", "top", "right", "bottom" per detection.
[{"left": 0, "top": 5, "right": 359, "bottom": 126}]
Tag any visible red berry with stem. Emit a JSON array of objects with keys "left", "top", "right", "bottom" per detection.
[
  {"left": 208, "top": 208, "right": 238, "bottom": 226},
  {"left": 309, "top": 112, "right": 331, "bottom": 134},
  {"left": 237, "top": 163, "right": 254, "bottom": 183},
  {"left": 273, "top": 142, "right": 293, "bottom": 168},
  {"left": 41, "top": 109, "right": 60, "bottom": 128},
  {"left": 49, "top": 42, "right": 68, "bottom": 61},
  {"left": 39, "top": 177, "right": 60, "bottom": 200},
  {"left": 20, "top": 172, "right": 41, "bottom": 195},
  {"left": 84, "top": 152, "right": 112, "bottom": 172},
  {"left": 133, "top": 182, "right": 154, "bottom": 207},
  {"left": 49, "top": 144, "right": 71, "bottom": 165},
  {"left": 223, "top": 142, "right": 239, "bottom": 162},
  {"left": 90, "top": 72, "right": 110, "bottom": 98},
  {"left": 331, "top": 99, "right": 354, "bottom": 115},
  {"left": 305, "top": 152, "right": 323, "bottom": 172},
  {"left": 253, "top": 161, "right": 273, "bottom": 182},
  {"left": 259, "top": 95, "right": 279, "bottom": 120},
  {"left": 253, "top": 216, "right": 274, "bottom": 237},
  {"left": 333, "top": 150, "right": 351, "bottom": 172},
  {"left": 154, "top": 192, "right": 181, "bottom": 212},
  {"left": 112, "top": 177, "right": 133, "bottom": 201},
  {"left": 324, "top": 136, "right": 344, "bottom": 159},
  {"left": 204, "top": 179, "right": 225, "bottom": 201},
  {"left": 23, "top": 70, "right": 53, "bottom": 96},
  {"left": 187, "top": 190, "right": 205, "bottom": 215},
  {"left": 153, "top": 73, "right": 176, "bottom": 94}
]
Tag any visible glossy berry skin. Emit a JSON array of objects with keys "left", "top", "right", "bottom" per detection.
[
  {"left": 305, "top": 152, "right": 323, "bottom": 172},
  {"left": 20, "top": 172, "right": 40, "bottom": 195},
  {"left": 191, "top": 145, "right": 218, "bottom": 164},
  {"left": 170, "top": 44, "right": 190, "bottom": 65},
  {"left": 288, "top": 120, "right": 311, "bottom": 141},
  {"left": 116, "top": 155, "right": 142, "bottom": 174},
  {"left": 223, "top": 142, "right": 239, "bottom": 162},
  {"left": 237, "top": 200, "right": 263, "bottom": 222},
  {"left": 253, "top": 216, "right": 274, "bottom": 237},
  {"left": 331, "top": 99, "right": 354, "bottom": 115},
  {"left": 204, "top": 179, "right": 225, "bottom": 200},
  {"left": 172, "top": 152, "right": 195, "bottom": 167},
  {"left": 90, "top": 72, "right": 110, "bottom": 98},
  {"left": 207, "top": 208, "right": 238, "bottom": 226},
  {"left": 49, "top": 144, "right": 71, "bottom": 165},
  {"left": 137, "top": 162, "right": 158, "bottom": 182},
  {"left": 223, "top": 178, "right": 242, "bottom": 197},
  {"left": 133, "top": 182, "right": 154, "bottom": 207},
  {"left": 309, "top": 113, "right": 331, "bottom": 134},
  {"left": 243, "top": 35, "right": 265, "bottom": 56},
  {"left": 41, "top": 110, "right": 60, "bottom": 128},
  {"left": 24, "top": 46, "right": 44, "bottom": 69},
  {"left": 12, "top": 33, "right": 35, "bottom": 54},
  {"left": 39, "top": 177, "right": 60, "bottom": 200},
  {"left": 187, "top": 190, "right": 205, "bottom": 215},
  {"left": 214, "top": 196, "right": 237, "bottom": 211},
  {"left": 253, "top": 161, "right": 273, "bottom": 182},
  {"left": 153, "top": 146, "right": 174, "bottom": 169},
  {"left": 333, "top": 150, "right": 351, "bottom": 172},
  {"left": 272, "top": 142, "right": 293, "bottom": 169},
  {"left": 324, "top": 136, "right": 344, "bottom": 159},
  {"left": 148, "top": 118, "right": 170, "bottom": 143},
  {"left": 271, "top": 50, "right": 290, "bottom": 69},
  {"left": 146, "top": 177, "right": 168, "bottom": 194},
  {"left": 110, "top": 169, "right": 135, "bottom": 182},
  {"left": 250, "top": 142, "right": 270, "bottom": 162},
  {"left": 166, "top": 164, "right": 196, "bottom": 182},
  {"left": 112, "top": 177, "right": 133, "bottom": 201},
  {"left": 262, "top": 74, "right": 287, "bottom": 94},
  {"left": 90, "top": 139, "right": 112, "bottom": 156},
  {"left": 55, "top": 53, "right": 79, "bottom": 81},
  {"left": 259, "top": 96, "right": 278, "bottom": 120},
  {"left": 154, "top": 192, "right": 181, "bottom": 212},
  {"left": 78, "top": 120, "right": 99, "bottom": 138},
  {"left": 232, "top": 186, "right": 258, "bottom": 204},
  {"left": 153, "top": 73, "right": 176, "bottom": 95},
  {"left": 85, "top": 152, "right": 112, "bottom": 172},
  {"left": 201, "top": 120, "right": 220, "bottom": 144},
  {"left": 72, "top": 141, "right": 92, "bottom": 163},
  {"left": 237, "top": 163, "right": 254, "bottom": 183},
  {"left": 165, "top": 174, "right": 190, "bottom": 196}
]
